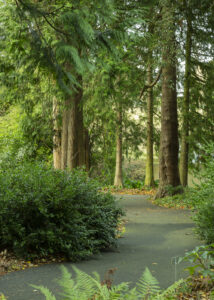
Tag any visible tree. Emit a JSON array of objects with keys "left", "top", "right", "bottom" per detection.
[
  {"left": 155, "top": 0, "right": 181, "bottom": 198},
  {"left": 179, "top": 1, "right": 192, "bottom": 187},
  {"left": 1, "top": 0, "right": 116, "bottom": 170},
  {"left": 114, "top": 102, "right": 123, "bottom": 186}
]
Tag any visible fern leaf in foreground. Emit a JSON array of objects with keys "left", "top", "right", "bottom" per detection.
[
  {"left": 30, "top": 266, "right": 185, "bottom": 300},
  {"left": 157, "top": 279, "right": 184, "bottom": 299},
  {"left": 136, "top": 267, "right": 161, "bottom": 297},
  {"left": 30, "top": 285, "right": 56, "bottom": 300}
]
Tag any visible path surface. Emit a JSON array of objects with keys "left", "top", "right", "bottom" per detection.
[{"left": 0, "top": 195, "right": 200, "bottom": 299}]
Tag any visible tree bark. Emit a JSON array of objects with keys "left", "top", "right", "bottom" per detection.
[
  {"left": 145, "top": 55, "right": 155, "bottom": 187},
  {"left": 114, "top": 103, "right": 123, "bottom": 187},
  {"left": 60, "top": 101, "right": 69, "bottom": 170},
  {"left": 59, "top": 73, "right": 85, "bottom": 170},
  {"left": 84, "top": 128, "right": 90, "bottom": 172},
  {"left": 180, "top": 6, "right": 192, "bottom": 187},
  {"left": 66, "top": 86, "right": 83, "bottom": 170},
  {"left": 155, "top": 1, "right": 182, "bottom": 198},
  {"left": 67, "top": 98, "right": 78, "bottom": 169},
  {"left": 77, "top": 101, "right": 85, "bottom": 167},
  {"left": 53, "top": 97, "right": 61, "bottom": 169}
]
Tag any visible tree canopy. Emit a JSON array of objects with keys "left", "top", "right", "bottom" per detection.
[{"left": 0, "top": 0, "right": 214, "bottom": 196}]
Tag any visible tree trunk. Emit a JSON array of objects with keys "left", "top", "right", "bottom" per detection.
[
  {"left": 66, "top": 85, "right": 83, "bottom": 169},
  {"left": 60, "top": 85, "right": 84, "bottom": 170},
  {"left": 53, "top": 97, "right": 61, "bottom": 169},
  {"left": 180, "top": 7, "right": 192, "bottom": 187},
  {"left": 77, "top": 102, "right": 85, "bottom": 167},
  {"left": 84, "top": 128, "right": 90, "bottom": 172},
  {"left": 60, "top": 101, "right": 69, "bottom": 170},
  {"left": 67, "top": 98, "right": 78, "bottom": 169},
  {"left": 114, "top": 103, "right": 123, "bottom": 187},
  {"left": 155, "top": 2, "right": 182, "bottom": 198},
  {"left": 145, "top": 55, "right": 155, "bottom": 187}
]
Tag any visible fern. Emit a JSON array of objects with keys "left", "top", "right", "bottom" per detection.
[
  {"left": 30, "top": 266, "right": 184, "bottom": 300},
  {"left": 136, "top": 267, "right": 161, "bottom": 298},
  {"left": 158, "top": 279, "right": 184, "bottom": 299},
  {"left": 30, "top": 285, "right": 56, "bottom": 300}
]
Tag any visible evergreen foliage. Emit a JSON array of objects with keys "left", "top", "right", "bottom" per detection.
[
  {"left": 0, "top": 162, "right": 123, "bottom": 260},
  {"left": 0, "top": 0, "right": 214, "bottom": 193},
  {"left": 192, "top": 143, "right": 214, "bottom": 244}
]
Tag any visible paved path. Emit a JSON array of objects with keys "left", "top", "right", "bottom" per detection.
[{"left": 0, "top": 195, "right": 200, "bottom": 299}]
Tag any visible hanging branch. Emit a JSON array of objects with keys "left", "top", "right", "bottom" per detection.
[
  {"left": 15, "top": 0, "right": 69, "bottom": 37},
  {"left": 139, "top": 67, "right": 162, "bottom": 100}
]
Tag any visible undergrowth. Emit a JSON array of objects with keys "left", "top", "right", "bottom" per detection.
[
  {"left": 32, "top": 266, "right": 185, "bottom": 300},
  {"left": 0, "top": 162, "right": 123, "bottom": 260},
  {"left": 153, "top": 188, "right": 196, "bottom": 209}
]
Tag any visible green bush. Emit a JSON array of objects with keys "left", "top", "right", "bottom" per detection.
[
  {"left": 192, "top": 143, "right": 214, "bottom": 243},
  {"left": 123, "top": 177, "right": 144, "bottom": 189},
  {"left": 0, "top": 162, "right": 123, "bottom": 260}
]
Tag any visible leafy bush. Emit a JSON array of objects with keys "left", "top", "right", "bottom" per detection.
[
  {"left": 123, "top": 177, "right": 144, "bottom": 189},
  {"left": 179, "top": 244, "right": 214, "bottom": 280},
  {"left": 191, "top": 143, "right": 214, "bottom": 243},
  {"left": 0, "top": 106, "right": 52, "bottom": 164},
  {"left": 0, "top": 162, "right": 123, "bottom": 260},
  {"left": 32, "top": 266, "right": 184, "bottom": 300}
]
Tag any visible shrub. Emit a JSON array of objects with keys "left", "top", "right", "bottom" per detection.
[
  {"left": 0, "top": 162, "right": 123, "bottom": 260},
  {"left": 178, "top": 244, "right": 214, "bottom": 280},
  {"left": 192, "top": 143, "right": 214, "bottom": 243},
  {"left": 123, "top": 177, "right": 144, "bottom": 189}
]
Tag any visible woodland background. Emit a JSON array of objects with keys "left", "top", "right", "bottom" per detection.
[{"left": 0, "top": 0, "right": 214, "bottom": 198}]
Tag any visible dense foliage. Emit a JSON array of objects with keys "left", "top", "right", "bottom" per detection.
[
  {"left": 0, "top": 162, "right": 123, "bottom": 260},
  {"left": 0, "top": 0, "right": 214, "bottom": 190},
  {"left": 192, "top": 144, "right": 214, "bottom": 244}
]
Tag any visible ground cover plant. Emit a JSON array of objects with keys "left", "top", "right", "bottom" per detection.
[
  {"left": 0, "top": 162, "right": 123, "bottom": 261},
  {"left": 31, "top": 256, "right": 214, "bottom": 300},
  {"left": 28, "top": 244, "right": 214, "bottom": 299},
  {"left": 31, "top": 266, "right": 185, "bottom": 300},
  {"left": 1, "top": 246, "right": 214, "bottom": 299},
  {"left": 153, "top": 188, "right": 196, "bottom": 209}
]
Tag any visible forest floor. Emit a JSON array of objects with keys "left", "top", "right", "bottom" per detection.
[
  {"left": 103, "top": 186, "right": 157, "bottom": 196},
  {"left": 108, "top": 187, "right": 195, "bottom": 210}
]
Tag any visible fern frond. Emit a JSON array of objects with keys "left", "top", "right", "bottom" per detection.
[
  {"left": 121, "top": 287, "right": 140, "bottom": 300},
  {"left": 30, "top": 267, "right": 184, "bottom": 300},
  {"left": 57, "top": 265, "right": 79, "bottom": 299},
  {"left": 73, "top": 266, "right": 101, "bottom": 299},
  {"left": 109, "top": 282, "right": 131, "bottom": 299},
  {"left": 136, "top": 268, "right": 161, "bottom": 298},
  {"left": 30, "top": 285, "right": 56, "bottom": 300},
  {"left": 157, "top": 279, "right": 184, "bottom": 299}
]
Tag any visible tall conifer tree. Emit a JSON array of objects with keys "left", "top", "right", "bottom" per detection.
[{"left": 155, "top": 0, "right": 181, "bottom": 198}]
